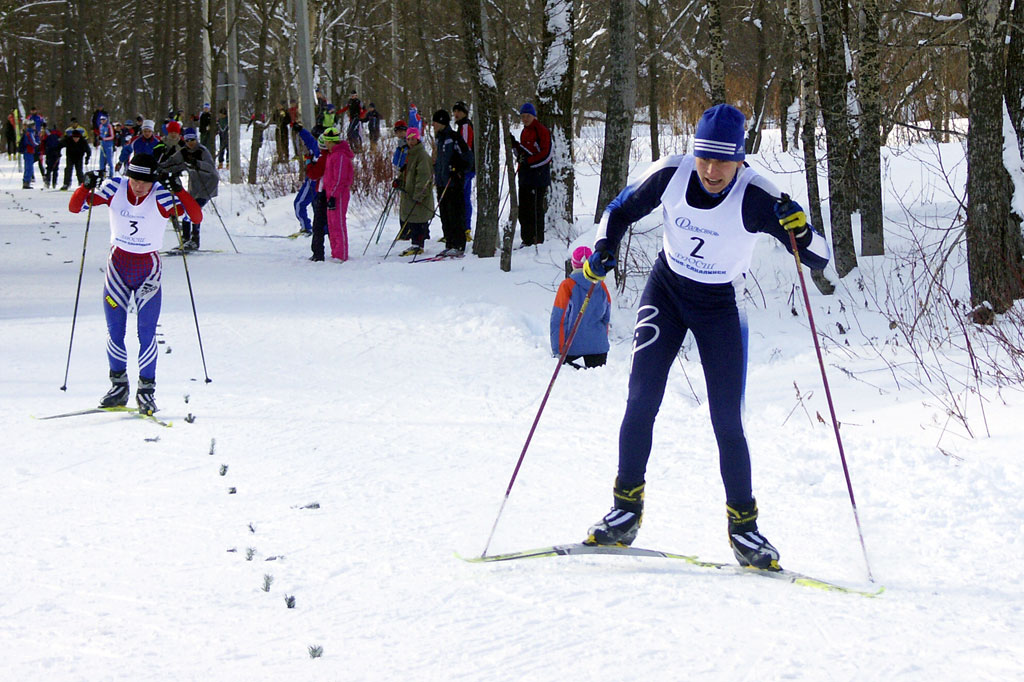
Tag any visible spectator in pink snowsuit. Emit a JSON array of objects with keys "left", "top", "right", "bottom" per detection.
[{"left": 323, "top": 138, "right": 355, "bottom": 261}]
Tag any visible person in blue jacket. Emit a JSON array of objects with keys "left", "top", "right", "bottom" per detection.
[
  {"left": 550, "top": 246, "right": 611, "bottom": 368},
  {"left": 293, "top": 122, "right": 320, "bottom": 235},
  {"left": 581, "top": 103, "right": 832, "bottom": 571},
  {"left": 19, "top": 125, "right": 40, "bottom": 189}
]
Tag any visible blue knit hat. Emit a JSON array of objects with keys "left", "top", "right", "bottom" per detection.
[
  {"left": 693, "top": 104, "right": 746, "bottom": 161},
  {"left": 520, "top": 102, "right": 537, "bottom": 117}
]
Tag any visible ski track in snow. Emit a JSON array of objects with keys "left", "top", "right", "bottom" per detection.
[{"left": 1, "top": 140, "right": 1023, "bottom": 681}]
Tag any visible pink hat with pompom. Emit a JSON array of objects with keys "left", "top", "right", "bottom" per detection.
[
  {"left": 406, "top": 127, "right": 420, "bottom": 142},
  {"left": 571, "top": 245, "right": 593, "bottom": 269}
]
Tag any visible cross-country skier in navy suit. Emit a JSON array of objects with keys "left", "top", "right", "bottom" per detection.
[{"left": 582, "top": 104, "right": 831, "bottom": 570}]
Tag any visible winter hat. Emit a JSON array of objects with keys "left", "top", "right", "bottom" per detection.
[
  {"left": 141, "top": 119, "right": 155, "bottom": 131},
  {"left": 126, "top": 153, "right": 159, "bottom": 182},
  {"left": 203, "top": 102, "right": 211, "bottom": 109},
  {"left": 99, "top": 114, "right": 108, "bottom": 121},
  {"left": 571, "top": 245, "right": 593, "bottom": 269},
  {"left": 692, "top": 104, "right": 746, "bottom": 162},
  {"left": 326, "top": 103, "right": 335, "bottom": 112},
  {"left": 319, "top": 127, "right": 341, "bottom": 145},
  {"left": 70, "top": 129, "right": 82, "bottom": 137},
  {"left": 406, "top": 127, "right": 420, "bottom": 143},
  {"left": 124, "top": 120, "right": 134, "bottom": 127},
  {"left": 432, "top": 109, "right": 451, "bottom": 126},
  {"left": 166, "top": 120, "right": 182, "bottom": 135},
  {"left": 393, "top": 119, "right": 407, "bottom": 131},
  {"left": 182, "top": 127, "right": 199, "bottom": 141},
  {"left": 453, "top": 100, "right": 468, "bottom": 114},
  {"left": 520, "top": 102, "right": 537, "bottom": 117}
]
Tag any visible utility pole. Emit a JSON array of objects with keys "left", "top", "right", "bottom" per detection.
[
  {"left": 294, "top": 0, "right": 316, "bottom": 128},
  {"left": 226, "top": 0, "right": 242, "bottom": 184}
]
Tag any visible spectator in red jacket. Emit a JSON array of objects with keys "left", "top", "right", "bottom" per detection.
[{"left": 509, "top": 102, "right": 552, "bottom": 246}]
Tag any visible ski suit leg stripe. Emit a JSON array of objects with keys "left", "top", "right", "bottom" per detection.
[
  {"left": 134, "top": 253, "right": 162, "bottom": 378},
  {"left": 104, "top": 263, "right": 131, "bottom": 308},
  {"left": 103, "top": 253, "right": 130, "bottom": 372},
  {"left": 294, "top": 179, "right": 314, "bottom": 232}
]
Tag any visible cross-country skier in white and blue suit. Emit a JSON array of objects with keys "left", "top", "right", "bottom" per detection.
[{"left": 581, "top": 104, "right": 831, "bottom": 570}]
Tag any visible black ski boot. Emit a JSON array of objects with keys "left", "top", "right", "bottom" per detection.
[
  {"left": 99, "top": 370, "right": 130, "bottom": 408},
  {"left": 584, "top": 479, "right": 645, "bottom": 546},
  {"left": 136, "top": 376, "right": 157, "bottom": 415},
  {"left": 727, "top": 499, "right": 780, "bottom": 571}
]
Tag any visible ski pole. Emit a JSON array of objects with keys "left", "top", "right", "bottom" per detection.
[
  {"left": 60, "top": 183, "right": 98, "bottom": 391},
  {"left": 373, "top": 185, "right": 398, "bottom": 243},
  {"left": 481, "top": 280, "right": 600, "bottom": 558},
  {"left": 363, "top": 185, "right": 397, "bottom": 255},
  {"left": 374, "top": 186, "right": 398, "bottom": 244},
  {"left": 207, "top": 198, "right": 239, "bottom": 253},
  {"left": 782, "top": 194, "right": 873, "bottom": 582},
  {"left": 168, "top": 191, "right": 212, "bottom": 384}
]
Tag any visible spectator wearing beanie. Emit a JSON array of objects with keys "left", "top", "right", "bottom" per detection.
[
  {"left": 431, "top": 108, "right": 468, "bottom": 256},
  {"left": 550, "top": 245, "right": 611, "bottom": 368},
  {"left": 579, "top": 103, "right": 832, "bottom": 569},
  {"left": 397, "top": 127, "right": 435, "bottom": 257},
  {"left": 509, "top": 102, "right": 552, "bottom": 247}
]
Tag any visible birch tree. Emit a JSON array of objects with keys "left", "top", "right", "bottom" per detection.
[
  {"left": 595, "top": 0, "right": 636, "bottom": 221},
  {"left": 538, "top": 0, "right": 575, "bottom": 242},
  {"left": 815, "top": 0, "right": 858, "bottom": 277}
]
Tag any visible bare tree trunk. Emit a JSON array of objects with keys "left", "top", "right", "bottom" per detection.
[
  {"left": 458, "top": 0, "right": 501, "bottom": 258},
  {"left": 61, "top": 0, "right": 84, "bottom": 123},
  {"left": 595, "top": 0, "right": 636, "bottom": 221},
  {"left": 778, "top": 17, "right": 797, "bottom": 154},
  {"left": 538, "top": 0, "right": 575, "bottom": 243},
  {"left": 791, "top": 0, "right": 833, "bottom": 295},
  {"left": 745, "top": 0, "right": 770, "bottom": 155},
  {"left": 707, "top": 0, "right": 726, "bottom": 105},
  {"left": 247, "top": 0, "right": 281, "bottom": 185},
  {"left": 1005, "top": 0, "right": 1024, "bottom": 152},
  {"left": 186, "top": 0, "right": 204, "bottom": 121},
  {"left": 645, "top": 0, "right": 660, "bottom": 161},
  {"left": 816, "top": 0, "right": 858, "bottom": 278},
  {"left": 857, "top": 0, "right": 884, "bottom": 256},
  {"left": 963, "top": 0, "right": 1024, "bottom": 315},
  {"left": 391, "top": 0, "right": 400, "bottom": 121},
  {"left": 789, "top": 0, "right": 823, "bottom": 232}
]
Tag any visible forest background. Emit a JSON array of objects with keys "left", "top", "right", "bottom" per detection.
[{"left": 2, "top": 0, "right": 1023, "bottom": 314}]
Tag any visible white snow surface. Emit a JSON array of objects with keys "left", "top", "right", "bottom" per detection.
[{"left": 2, "top": 131, "right": 1023, "bottom": 681}]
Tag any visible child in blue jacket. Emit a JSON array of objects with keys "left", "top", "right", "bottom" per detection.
[{"left": 550, "top": 246, "right": 611, "bottom": 368}]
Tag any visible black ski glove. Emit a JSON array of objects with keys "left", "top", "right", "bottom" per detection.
[
  {"left": 163, "top": 174, "right": 184, "bottom": 193},
  {"left": 82, "top": 170, "right": 104, "bottom": 190}
]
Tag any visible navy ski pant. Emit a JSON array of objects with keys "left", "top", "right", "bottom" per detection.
[{"left": 617, "top": 253, "right": 753, "bottom": 504}]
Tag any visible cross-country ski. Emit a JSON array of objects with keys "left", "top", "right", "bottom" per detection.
[{"left": 3, "top": 7, "right": 1021, "bottom": 679}]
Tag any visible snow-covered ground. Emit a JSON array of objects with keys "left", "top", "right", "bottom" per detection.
[{"left": 1, "top": 130, "right": 1022, "bottom": 681}]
